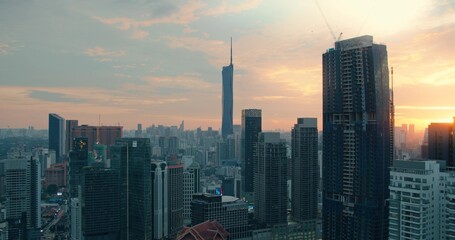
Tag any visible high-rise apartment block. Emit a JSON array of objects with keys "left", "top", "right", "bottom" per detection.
[
  {"left": 428, "top": 118, "right": 455, "bottom": 166},
  {"left": 322, "top": 35, "right": 392, "bottom": 239},
  {"left": 291, "top": 118, "right": 318, "bottom": 239},
  {"left": 4, "top": 157, "right": 41, "bottom": 239},
  {"left": 49, "top": 113, "right": 65, "bottom": 162},
  {"left": 389, "top": 159, "right": 455, "bottom": 239},
  {"left": 254, "top": 132, "right": 288, "bottom": 227},
  {"left": 191, "top": 193, "right": 249, "bottom": 239},
  {"left": 241, "top": 109, "right": 262, "bottom": 199},
  {"left": 221, "top": 38, "right": 234, "bottom": 139}
]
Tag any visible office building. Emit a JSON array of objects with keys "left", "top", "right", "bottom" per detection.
[
  {"left": 45, "top": 163, "right": 67, "bottom": 188},
  {"left": 222, "top": 38, "right": 234, "bottom": 139},
  {"left": 322, "top": 35, "right": 392, "bottom": 239},
  {"left": 428, "top": 118, "right": 455, "bottom": 166},
  {"left": 168, "top": 161, "right": 184, "bottom": 238},
  {"left": 49, "top": 113, "right": 65, "bottom": 162},
  {"left": 291, "top": 118, "right": 318, "bottom": 239},
  {"left": 69, "top": 137, "right": 89, "bottom": 198},
  {"left": 191, "top": 193, "right": 249, "bottom": 239},
  {"left": 254, "top": 132, "right": 288, "bottom": 227},
  {"left": 151, "top": 161, "right": 168, "bottom": 240},
  {"left": 183, "top": 170, "right": 195, "bottom": 225},
  {"left": 188, "top": 162, "right": 201, "bottom": 193},
  {"left": 241, "top": 109, "right": 262, "bottom": 199},
  {"left": 81, "top": 168, "right": 120, "bottom": 239},
  {"left": 110, "top": 138, "right": 152, "bottom": 240}
]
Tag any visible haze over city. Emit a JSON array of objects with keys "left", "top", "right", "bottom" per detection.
[{"left": 1, "top": 0, "right": 454, "bottom": 132}]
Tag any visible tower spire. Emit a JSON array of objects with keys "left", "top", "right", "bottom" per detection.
[{"left": 230, "top": 37, "right": 232, "bottom": 65}]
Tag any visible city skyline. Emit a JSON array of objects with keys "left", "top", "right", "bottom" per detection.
[{"left": 1, "top": 0, "right": 454, "bottom": 131}]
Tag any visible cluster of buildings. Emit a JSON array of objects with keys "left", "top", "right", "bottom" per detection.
[{"left": 1, "top": 35, "right": 455, "bottom": 240}]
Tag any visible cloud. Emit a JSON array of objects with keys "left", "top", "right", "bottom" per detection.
[
  {"left": 0, "top": 42, "right": 11, "bottom": 55},
  {"left": 84, "top": 46, "right": 126, "bottom": 62},
  {"left": 131, "top": 29, "right": 149, "bottom": 39},
  {"left": 252, "top": 95, "right": 295, "bottom": 101},
  {"left": 142, "top": 74, "right": 214, "bottom": 90},
  {"left": 28, "top": 90, "right": 84, "bottom": 103},
  {"left": 396, "top": 106, "right": 455, "bottom": 110}
]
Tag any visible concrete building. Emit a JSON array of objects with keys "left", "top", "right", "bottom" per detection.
[
  {"left": 4, "top": 157, "right": 41, "bottom": 238},
  {"left": 254, "top": 132, "right": 288, "bottom": 227},
  {"left": 183, "top": 170, "right": 195, "bottom": 225},
  {"left": 191, "top": 193, "right": 249, "bottom": 239},
  {"left": 45, "top": 162, "right": 67, "bottom": 188},
  {"left": 66, "top": 120, "right": 78, "bottom": 154},
  {"left": 389, "top": 159, "right": 451, "bottom": 239},
  {"left": 241, "top": 109, "right": 262, "bottom": 201},
  {"left": 221, "top": 38, "right": 234, "bottom": 139},
  {"left": 322, "top": 35, "right": 392, "bottom": 240},
  {"left": 291, "top": 118, "right": 318, "bottom": 239},
  {"left": 49, "top": 113, "right": 65, "bottom": 162},
  {"left": 168, "top": 161, "right": 184, "bottom": 238}
]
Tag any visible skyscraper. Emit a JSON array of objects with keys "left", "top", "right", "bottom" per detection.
[
  {"left": 110, "top": 138, "right": 152, "bottom": 240},
  {"left": 241, "top": 109, "right": 262, "bottom": 200},
  {"left": 322, "top": 35, "right": 392, "bottom": 239},
  {"left": 5, "top": 157, "right": 41, "bottom": 239},
  {"left": 69, "top": 137, "right": 89, "bottom": 198},
  {"left": 291, "top": 118, "right": 318, "bottom": 238},
  {"left": 167, "top": 161, "right": 184, "bottom": 238},
  {"left": 222, "top": 38, "right": 234, "bottom": 139},
  {"left": 151, "top": 161, "right": 168, "bottom": 240},
  {"left": 71, "top": 125, "right": 123, "bottom": 158},
  {"left": 254, "top": 132, "right": 288, "bottom": 227},
  {"left": 66, "top": 119, "right": 78, "bottom": 154},
  {"left": 81, "top": 167, "right": 120, "bottom": 239},
  {"left": 49, "top": 113, "right": 65, "bottom": 162}
]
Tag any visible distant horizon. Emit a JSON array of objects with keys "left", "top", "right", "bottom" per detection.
[{"left": 1, "top": 1, "right": 454, "bottom": 134}]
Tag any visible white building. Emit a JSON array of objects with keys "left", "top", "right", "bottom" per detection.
[
  {"left": 389, "top": 159, "right": 455, "bottom": 240},
  {"left": 151, "top": 160, "right": 168, "bottom": 240},
  {"left": 183, "top": 171, "right": 194, "bottom": 225}
]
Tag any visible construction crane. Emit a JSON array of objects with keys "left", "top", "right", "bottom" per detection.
[{"left": 315, "top": 0, "right": 342, "bottom": 42}]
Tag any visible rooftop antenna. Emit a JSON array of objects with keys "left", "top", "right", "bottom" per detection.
[{"left": 230, "top": 37, "right": 233, "bottom": 65}]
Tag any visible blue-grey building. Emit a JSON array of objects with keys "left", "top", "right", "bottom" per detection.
[
  {"left": 322, "top": 35, "right": 392, "bottom": 240},
  {"left": 222, "top": 38, "right": 234, "bottom": 139},
  {"left": 49, "top": 113, "right": 65, "bottom": 162}
]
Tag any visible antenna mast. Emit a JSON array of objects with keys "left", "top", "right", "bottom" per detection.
[
  {"left": 230, "top": 37, "right": 233, "bottom": 65},
  {"left": 97, "top": 114, "right": 100, "bottom": 144}
]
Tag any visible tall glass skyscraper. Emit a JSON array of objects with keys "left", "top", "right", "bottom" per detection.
[
  {"left": 322, "top": 35, "right": 392, "bottom": 240},
  {"left": 241, "top": 109, "right": 262, "bottom": 199},
  {"left": 222, "top": 38, "right": 234, "bottom": 139},
  {"left": 49, "top": 113, "right": 65, "bottom": 162},
  {"left": 110, "top": 138, "right": 152, "bottom": 240}
]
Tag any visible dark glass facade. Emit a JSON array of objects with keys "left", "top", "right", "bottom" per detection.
[
  {"left": 241, "top": 109, "right": 262, "bottom": 195},
  {"left": 81, "top": 168, "right": 120, "bottom": 240},
  {"left": 110, "top": 138, "right": 152, "bottom": 240},
  {"left": 49, "top": 113, "right": 65, "bottom": 162},
  {"left": 428, "top": 120, "right": 455, "bottom": 166},
  {"left": 221, "top": 39, "right": 234, "bottom": 139},
  {"left": 69, "top": 137, "right": 89, "bottom": 198},
  {"left": 322, "top": 35, "right": 392, "bottom": 240}
]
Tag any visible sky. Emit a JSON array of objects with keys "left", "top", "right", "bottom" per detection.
[{"left": 1, "top": 0, "right": 454, "bottom": 132}]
